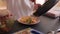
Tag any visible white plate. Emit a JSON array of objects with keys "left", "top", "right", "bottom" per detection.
[{"left": 17, "top": 17, "right": 40, "bottom": 25}]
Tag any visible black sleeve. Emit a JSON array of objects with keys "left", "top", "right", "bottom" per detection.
[{"left": 33, "top": 0, "right": 59, "bottom": 17}]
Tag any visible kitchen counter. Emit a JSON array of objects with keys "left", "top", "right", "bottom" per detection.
[{"left": 0, "top": 16, "right": 60, "bottom": 34}]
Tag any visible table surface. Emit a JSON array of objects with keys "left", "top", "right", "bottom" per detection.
[
  {"left": 9, "top": 21, "right": 44, "bottom": 34},
  {"left": 0, "top": 16, "right": 60, "bottom": 34},
  {"left": 11, "top": 16, "right": 60, "bottom": 34}
]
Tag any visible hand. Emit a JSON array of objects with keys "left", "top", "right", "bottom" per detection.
[{"left": 30, "top": 0, "right": 35, "bottom": 2}]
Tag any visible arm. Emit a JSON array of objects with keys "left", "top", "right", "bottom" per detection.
[{"left": 33, "top": 0, "right": 59, "bottom": 17}]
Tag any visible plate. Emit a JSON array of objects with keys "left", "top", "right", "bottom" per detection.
[
  {"left": 17, "top": 16, "right": 40, "bottom": 25},
  {"left": 13, "top": 28, "right": 44, "bottom": 34}
]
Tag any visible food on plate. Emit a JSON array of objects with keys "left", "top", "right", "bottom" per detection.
[
  {"left": 19, "top": 16, "right": 37, "bottom": 24},
  {"left": 0, "top": 9, "right": 13, "bottom": 32},
  {"left": 14, "top": 28, "right": 31, "bottom": 34},
  {"left": 13, "top": 28, "right": 44, "bottom": 34},
  {"left": 21, "top": 30, "right": 31, "bottom": 34},
  {"left": 0, "top": 21, "right": 10, "bottom": 32}
]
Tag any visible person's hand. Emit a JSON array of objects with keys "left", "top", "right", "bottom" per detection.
[
  {"left": 30, "top": 0, "right": 35, "bottom": 2},
  {"left": 34, "top": 4, "right": 41, "bottom": 10}
]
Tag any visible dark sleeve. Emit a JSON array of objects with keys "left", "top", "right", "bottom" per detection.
[{"left": 33, "top": 0, "right": 59, "bottom": 17}]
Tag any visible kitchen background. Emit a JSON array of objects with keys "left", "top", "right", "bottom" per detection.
[
  {"left": 0, "top": 0, "right": 60, "bottom": 34},
  {"left": 7, "top": 0, "right": 60, "bottom": 33}
]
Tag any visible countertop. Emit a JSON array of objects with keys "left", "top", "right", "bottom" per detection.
[{"left": 0, "top": 16, "right": 60, "bottom": 34}]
